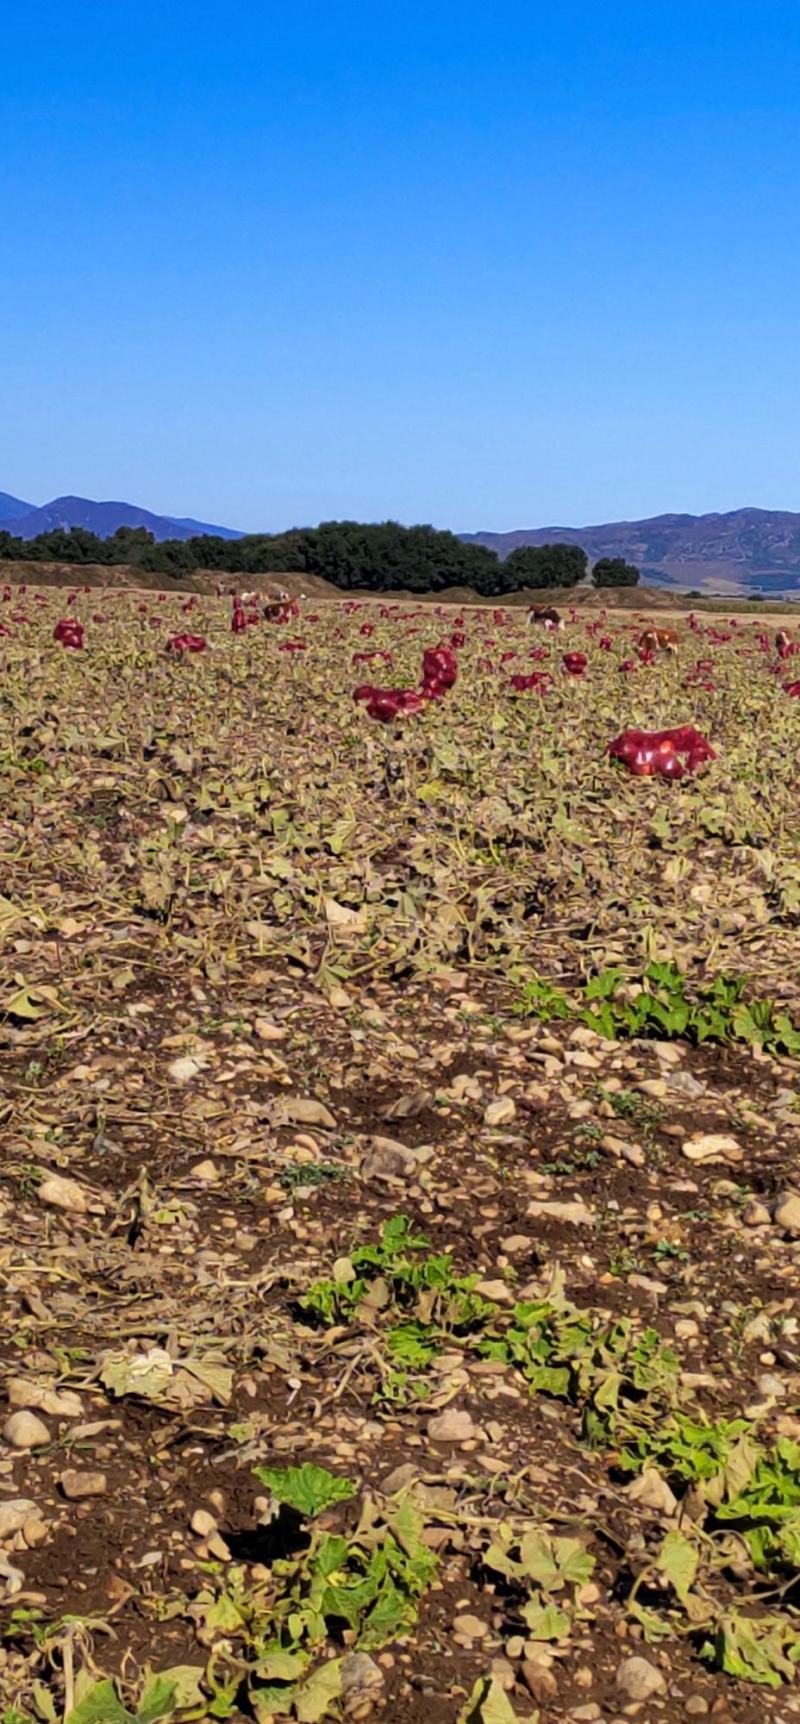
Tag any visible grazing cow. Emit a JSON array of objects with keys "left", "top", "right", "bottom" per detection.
[
  {"left": 639, "top": 626, "right": 679, "bottom": 655},
  {"left": 528, "top": 605, "right": 564, "bottom": 632},
  {"left": 262, "top": 588, "right": 290, "bottom": 620}
]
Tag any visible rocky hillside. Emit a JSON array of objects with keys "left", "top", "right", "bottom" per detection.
[{"left": 463, "top": 507, "right": 800, "bottom": 593}]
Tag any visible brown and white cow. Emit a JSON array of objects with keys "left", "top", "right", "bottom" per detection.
[
  {"left": 639, "top": 626, "right": 679, "bottom": 655},
  {"left": 528, "top": 605, "right": 564, "bottom": 632}
]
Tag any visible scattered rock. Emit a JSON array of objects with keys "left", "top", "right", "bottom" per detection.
[
  {"left": 3, "top": 1411, "right": 51, "bottom": 1449},
  {"left": 0, "top": 1500, "right": 37, "bottom": 1539},
  {"left": 742, "top": 1198, "right": 771, "bottom": 1227},
  {"left": 254, "top": 1018, "right": 287, "bottom": 1041},
  {"left": 527, "top": 1198, "right": 595, "bottom": 1226},
  {"left": 280, "top": 1097, "right": 337, "bottom": 1129},
  {"left": 474, "top": 1278, "right": 514, "bottom": 1303},
  {"left": 522, "top": 1659, "right": 558, "bottom": 1702},
  {"left": 681, "top": 1133, "right": 743, "bottom": 1166},
  {"left": 167, "top": 1055, "right": 205, "bottom": 1084},
  {"left": 484, "top": 1096, "right": 516, "bottom": 1126},
  {"left": 340, "top": 1651, "right": 384, "bottom": 1712},
  {"left": 6, "top": 1380, "right": 82, "bottom": 1418},
  {"left": 37, "top": 1174, "right": 92, "bottom": 1214},
  {"left": 666, "top": 1070, "right": 706, "bottom": 1101},
  {"left": 616, "top": 1656, "right": 667, "bottom": 1700},
  {"left": 360, "top": 1136, "right": 419, "bottom": 1181},
  {"left": 428, "top": 1408, "right": 476, "bottom": 1443},
  {"left": 452, "top": 1612, "right": 490, "bottom": 1642},
  {"left": 59, "top": 1469, "right": 107, "bottom": 1500},
  {"left": 191, "top": 1507, "right": 218, "bottom": 1537},
  {"left": 0, "top": 1555, "right": 25, "bottom": 1595},
  {"left": 488, "top": 1658, "right": 515, "bottom": 1691},
  {"left": 774, "top": 1191, "right": 800, "bottom": 1236},
  {"left": 189, "top": 1159, "right": 219, "bottom": 1182}
]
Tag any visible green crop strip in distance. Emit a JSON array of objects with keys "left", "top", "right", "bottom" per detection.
[{"left": 513, "top": 960, "right": 800, "bottom": 1055}]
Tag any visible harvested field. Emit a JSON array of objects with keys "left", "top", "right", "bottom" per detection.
[{"left": 2, "top": 585, "right": 800, "bottom": 1723}]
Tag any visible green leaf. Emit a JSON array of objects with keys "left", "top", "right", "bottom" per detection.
[
  {"left": 65, "top": 1681, "right": 129, "bottom": 1724},
  {"left": 517, "top": 1532, "right": 593, "bottom": 1593},
  {"left": 134, "top": 1677, "right": 178, "bottom": 1724},
  {"left": 293, "top": 1658, "right": 343, "bottom": 1722},
  {"left": 252, "top": 1463, "right": 356, "bottom": 1517},
  {"left": 521, "top": 1598, "right": 570, "bottom": 1641},
  {"left": 657, "top": 1531, "right": 698, "bottom": 1603},
  {"left": 628, "top": 1602, "right": 674, "bottom": 1642},
  {"left": 458, "top": 1674, "right": 537, "bottom": 1723},
  {"left": 136, "top": 1667, "right": 205, "bottom": 1721}
]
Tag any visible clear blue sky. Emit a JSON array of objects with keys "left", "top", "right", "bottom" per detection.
[{"left": 3, "top": 1, "right": 800, "bottom": 533}]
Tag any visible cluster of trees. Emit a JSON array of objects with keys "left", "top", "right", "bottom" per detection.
[{"left": 0, "top": 521, "right": 639, "bottom": 594}]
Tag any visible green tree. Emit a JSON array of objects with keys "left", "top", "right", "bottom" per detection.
[
  {"left": 591, "top": 556, "right": 640, "bottom": 588},
  {"left": 501, "top": 542, "right": 588, "bottom": 591}
]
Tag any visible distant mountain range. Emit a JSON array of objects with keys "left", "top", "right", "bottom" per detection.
[
  {"left": 458, "top": 506, "right": 800, "bottom": 596},
  {"left": 462, "top": 508, "right": 800, "bottom": 594},
  {"left": 5, "top": 495, "right": 800, "bottom": 592},
  {"left": 0, "top": 494, "right": 242, "bottom": 542}
]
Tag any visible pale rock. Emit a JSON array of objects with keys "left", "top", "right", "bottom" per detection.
[
  {"left": 360, "top": 1136, "right": 419, "bottom": 1181},
  {"left": 527, "top": 1198, "right": 595, "bottom": 1226},
  {"left": 775, "top": 1191, "right": 800, "bottom": 1236},
  {"left": 0, "top": 1555, "right": 25, "bottom": 1594},
  {"left": 190, "top": 1159, "right": 219, "bottom": 1183},
  {"left": 666, "top": 1070, "right": 706, "bottom": 1101},
  {"left": 7, "top": 1380, "right": 82, "bottom": 1418},
  {"left": 474, "top": 1279, "right": 514, "bottom": 1303},
  {"left": 522, "top": 1660, "right": 558, "bottom": 1702},
  {"left": 3, "top": 1411, "right": 51, "bottom": 1449},
  {"left": 681, "top": 1133, "right": 743, "bottom": 1166},
  {"left": 743, "top": 1199, "right": 771, "bottom": 1227},
  {"left": 452, "top": 1612, "right": 489, "bottom": 1641},
  {"left": 21, "top": 1516, "right": 48, "bottom": 1546},
  {"left": 191, "top": 1507, "right": 218, "bottom": 1537},
  {"left": 59, "top": 1469, "right": 107, "bottom": 1500},
  {"left": 167, "top": 1055, "right": 205, "bottom": 1084},
  {"left": 621, "top": 1142, "right": 646, "bottom": 1167},
  {"left": 616, "top": 1656, "right": 667, "bottom": 1700},
  {"left": 756, "top": 1373, "right": 786, "bottom": 1400},
  {"left": 37, "top": 1175, "right": 90, "bottom": 1214},
  {"left": 484, "top": 1096, "right": 516, "bottom": 1127},
  {"left": 652, "top": 1042, "right": 683, "bottom": 1065},
  {"left": 638, "top": 1077, "right": 667, "bottom": 1099},
  {"left": 380, "top": 1463, "right": 418, "bottom": 1495},
  {"left": 428, "top": 1408, "right": 476, "bottom": 1443},
  {"left": 341, "top": 1651, "right": 384, "bottom": 1711},
  {"left": 489, "top": 1657, "right": 516, "bottom": 1691},
  {"left": 254, "top": 1018, "right": 286, "bottom": 1041},
  {"left": 0, "top": 1500, "right": 37, "bottom": 1539},
  {"left": 280, "top": 1097, "right": 337, "bottom": 1129}
]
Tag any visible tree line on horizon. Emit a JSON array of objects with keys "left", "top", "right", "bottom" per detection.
[{"left": 0, "top": 521, "right": 640, "bottom": 594}]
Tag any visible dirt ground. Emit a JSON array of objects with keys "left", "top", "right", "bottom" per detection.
[{"left": 2, "top": 584, "right": 800, "bottom": 1723}]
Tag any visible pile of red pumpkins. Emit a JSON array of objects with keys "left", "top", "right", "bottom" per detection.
[
  {"left": 166, "top": 631, "right": 208, "bottom": 654},
  {"left": 609, "top": 725, "right": 716, "bottom": 779},
  {"left": 53, "top": 618, "right": 85, "bottom": 649},
  {"left": 354, "top": 645, "right": 458, "bottom": 722}
]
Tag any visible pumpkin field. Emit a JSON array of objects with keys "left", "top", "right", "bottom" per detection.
[{"left": 2, "top": 584, "right": 800, "bottom": 1724}]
